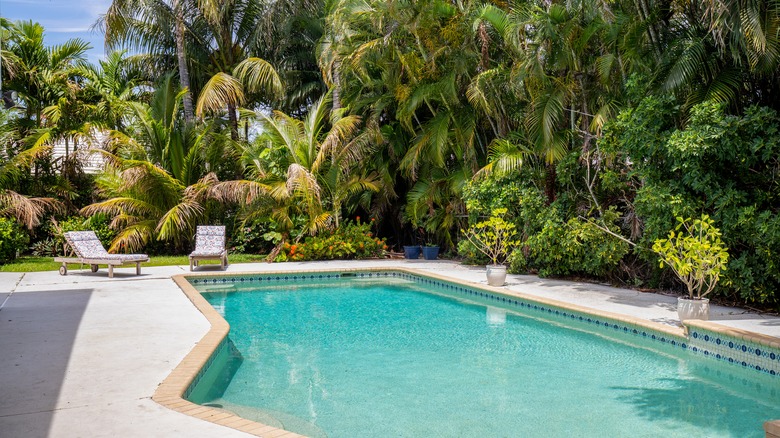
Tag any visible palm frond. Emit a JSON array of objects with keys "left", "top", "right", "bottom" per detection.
[
  {"left": 80, "top": 196, "right": 160, "bottom": 220},
  {"left": 234, "top": 57, "right": 284, "bottom": 97},
  {"left": 211, "top": 179, "right": 274, "bottom": 204},
  {"left": 0, "top": 190, "right": 63, "bottom": 229},
  {"left": 286, "top": 163, "right": 322, "bottom": 202},
  {"left": 478, "top": 138, "right": 533, "bottom": 178},
  {"left": 156, "top": 199, "right": 204, "bottom": 242},
  {"left": 196, "top": 72, "right": 245, "bottom": 117},
  {"left": 109, "top": 221, "right": 156, "bottom": 253},
  {"left": 316, "top": 115, "right": 363, "bottom": 171},
  {"left": 306, "top": 212, "right": 333, "bottom": 236}
]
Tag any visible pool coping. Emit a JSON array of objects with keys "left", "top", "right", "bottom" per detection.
[{"left": 155, "top": 267, "right": 780, "bottom": 437}]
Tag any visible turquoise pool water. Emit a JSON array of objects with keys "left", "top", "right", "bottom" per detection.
[{"left": 190, "top": 276, "right": 780, "bottom": 437}]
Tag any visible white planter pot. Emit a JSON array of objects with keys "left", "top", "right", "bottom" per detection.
[
  {"left": 486, "top": 264, "right": 507, "bottom": 286},
  {"left": 677, "top": 297, "right": 710, "bottom": 322}
]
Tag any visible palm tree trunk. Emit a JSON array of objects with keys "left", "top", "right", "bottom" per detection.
[
  {"left": 634, "top": 0, "right": 662, "bottom": 60},
  {"left": 332, "top": 60, "right": 341, "bottom": 111},
  {"left": 174, "top": 0, "right": 195, "bottom": 122},
  {"left": 228, "top": 103, "right": 239, "bottom": 140}
]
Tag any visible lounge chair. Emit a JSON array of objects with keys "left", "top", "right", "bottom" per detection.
[
  {"left": 189, "top": 225, "right": 228, "bottom": 271},
  {"left": 54, "top": 231, "right": 149, "bottom": 278}
]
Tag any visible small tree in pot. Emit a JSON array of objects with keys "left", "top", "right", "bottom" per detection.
[
  {"left": 462, "top": 208, "right": 519, "bottom": 286},
  {"left": 652, "top": 215, "right": 729, "bottom": 322}
]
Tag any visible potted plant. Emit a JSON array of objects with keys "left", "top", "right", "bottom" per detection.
[
  {"left": 403, "top": 245, "right": 422, "bottom": 259},
  {"left": 462, "top": 208, "right": 519, "bottom": 286},
  {"left": 422, "top": 242, "right": 440, "bottom": 260},
  {"left": 652, "top": 215, "right": 729, "bottom": 322}
]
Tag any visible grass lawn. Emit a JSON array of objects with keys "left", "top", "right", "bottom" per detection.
[{"left": 0, "top": 253, "right": 269, "bottom": 273}]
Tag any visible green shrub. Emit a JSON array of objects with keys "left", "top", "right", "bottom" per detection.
[
  {"left": 526, "top": 212, "right": 629, "bottom": 278},
  {"left": 278, "top": 219, "right": 387, "bottom": 261},
  {"left": 0, "top": 218, "right": 29, "bottom": 263},
  {"left": 461, "top": 173, "right": 548, "bottom": 265},
  {"left": 463, "top": 173, "right": 528, "bottom": 220},
  {"left": 231, "top": 219, "right": 275, "bottom": 254},
  {"left": 457, "top": 238, "right": 490, "bottom": 265},
  {"left": 30, "top": 238, "right": 59, "bottom": 257},
  {"left": 606, "top": 100, "right": 780, "bottom": 304},
  {"left": 507, "top": 248, "right": 528, "bottom": 274}
]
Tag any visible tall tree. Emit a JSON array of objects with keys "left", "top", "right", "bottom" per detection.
[
  {"left": 2, "top": 21, "right": 90, "bottom": 131},
  {"left": 478, "top": 0, "right": 628, "bottom": 202},
  {"left": 76, "top": 50, "right": 151, "bottom": 132},
  {"left": 654, "top": 0, "right": 780, "bottom": 112},
  {"left": 215, "top": 91, "right": 380, "bottom": 241},
  {"left": 321, "top": 0, "right": 513, "bottom": 242},
  {"left": 101, "top": 0, "right": 197, "bottom": 120},
  {"left": 83, "top": 75, "right": 224, "bottom": 251},
  {"left": 248, "top": 0, "right": 327, "bottom": 115}
]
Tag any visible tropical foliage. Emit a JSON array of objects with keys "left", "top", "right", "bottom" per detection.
[
  {"left": 0, "top": 217, "right": 29, "bottom": 262},
  {"left": 1, "top": 0, "right": 780, "bottom": 309},
  {"left": 653, "top": 215, "right": 729, "bottom": 299},
  {"left": 277, "top": 218, "right": 386, "bottom": 261},
  {"left": 216, "top": 92, "right": 379, "bottom": 247}
]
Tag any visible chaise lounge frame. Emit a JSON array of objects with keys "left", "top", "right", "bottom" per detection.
[{"left": 54, "top": 231, "right": 149, "bottom": 278}]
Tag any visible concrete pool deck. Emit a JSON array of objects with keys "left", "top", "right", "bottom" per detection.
[{"left": 2, "top": 259, "right": 780, "bottom": 437}]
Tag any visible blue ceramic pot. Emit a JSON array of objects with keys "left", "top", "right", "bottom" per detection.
[
  {"left": 422, "top": 246, "right": 439, "bottom": 260},
  {"left": 403, "top": 245, "right": 422, "bottom": 259}
]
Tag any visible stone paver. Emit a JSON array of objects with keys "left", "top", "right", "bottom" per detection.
[{"left": 1, "top": 260, "right": 778, "bottom": 437}]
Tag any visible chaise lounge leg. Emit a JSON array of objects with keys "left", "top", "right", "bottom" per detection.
[
  {"left": 136, "top": 262, "right": 141, "bottom": 275},
  {"left": 108, "top": 265, "right": 114, "bottom": 278},
  {"left": 190, "top": 258, "right": 194, "bottom": 271}
]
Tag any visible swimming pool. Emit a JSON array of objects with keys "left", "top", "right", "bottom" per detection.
[{"left": 183, "top": 271, "right": 780, "bottom": 437}]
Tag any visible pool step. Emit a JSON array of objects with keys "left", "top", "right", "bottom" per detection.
[{"left": 213, "top": 399, "right": 329, "bottom": 437}]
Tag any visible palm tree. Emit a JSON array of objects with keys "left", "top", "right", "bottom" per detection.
[
  {"left": 321, "top": 0, "right": 509, "bottom": 241},
  {"left": 0, "top": 20, "right": 95, "bottom": 208},
  {"left": 3, "top": 21, "right": 90, "bottom": 132},
  {"left": 654, "top": 0, "right": 780, "bottom": 112},
  {"left": 0, "top": 144, "right": 63, "bottom": 229},
  {"left": 101, "top": 0, "right": 197, "bottom": 121},
  {"left": 195, "top": 57, "right": 283, "bottom": 139},
  {"left": 215, "top": 91, "right": 380, "bottom": 241},
  {"left": 76, "top": 50, "right": 152, "bottom": 131},
  {"left": 249, "top": 0, "right": 328, "bottom": 114},
  {"left": 82, "top": 75, "right": 223, "bottom": 251},
  {"left": 189, "top": 0, "right": 285, "bottom": 139},
  {"left": 102, "top": 0, "right": 287, "bottom": 139},
  {"left": 477, "top": 1, "right": 626, "bottom": 202}
]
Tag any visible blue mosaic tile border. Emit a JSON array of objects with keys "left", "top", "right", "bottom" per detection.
[
  {"left": 688, "top": 327, "right": 780, "bottom": 377},
  {"left": 385, "top": 272, "right": 690, "bottom": 351},
  {"left": 184, "top": 270, "right": 780, "bottom": 378},
  {"left": 188, "top": 271, "right": 347, "bottom": 286}
]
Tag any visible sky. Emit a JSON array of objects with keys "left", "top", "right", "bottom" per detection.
[{"left": 3, "top": 0, "right": 112, "bottom": 64}]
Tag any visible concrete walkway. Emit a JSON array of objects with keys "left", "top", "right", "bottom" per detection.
[{"left": 1, "top": 260, "right": 779, "bottom": 437}]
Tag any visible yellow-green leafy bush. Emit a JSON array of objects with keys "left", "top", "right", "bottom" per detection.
[
  {"left": 461, "top": 208, "right": 519, "bottom": 266},
  {"left": 652, "top": 215, "right": 729, "bottom": 299}
]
